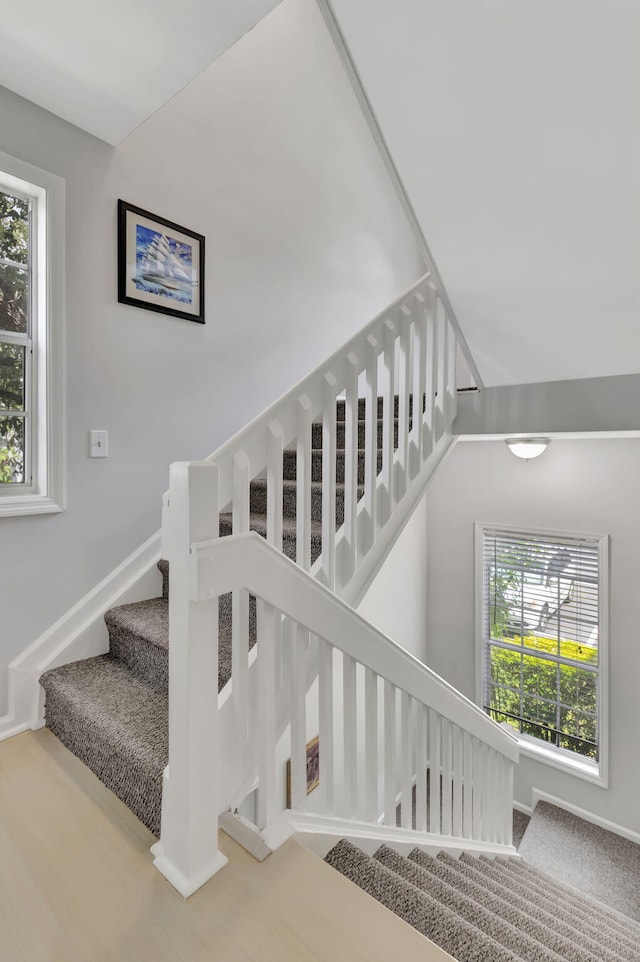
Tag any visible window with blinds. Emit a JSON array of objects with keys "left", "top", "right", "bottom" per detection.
[{"left": 476, "top": 524, "right": 606, "bottom": 769}]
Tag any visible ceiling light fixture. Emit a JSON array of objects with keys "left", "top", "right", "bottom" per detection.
[{"left": 505, "top": 438, "right": 550, "bottom": 460}]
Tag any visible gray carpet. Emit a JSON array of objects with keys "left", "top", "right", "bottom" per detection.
[
  {"left": 325, "top": 840, "right": 640, "bottom": 962},
  {"left": 40, "top": 396, "right": 391, "bottom": 835},
  {"left": 513, "top": 809, "right": 531, "bottom": 849},
  {"left": 518, "top": 801, "right": 640, "bottom": 923}
]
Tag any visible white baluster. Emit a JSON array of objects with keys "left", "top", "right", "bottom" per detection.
[
  {"left": 266, "top": 419, "right": 283, "bottom": 552},
  {"left": 318, "top": 637, "right": 335, "bottom": 815},
  {"left": 481, "top": 742, "right": 491, "bottom": 842},
  {"left": 232, "top": 450, "right": 251, "bottom": 748},
  {"left": 400, "top": 691, "right": 413, "bottom": 830},
  {"left": 395, "top": 305, "right": 411, "bottom": 502},
  {"left": 423, "top": 284, "right": 437, "bottom": 458},
  {"left": 506, "top": 761, "right": 514, "bottom": 847},
  {"left": 415, "top": 702, "right": 427, "bottom": 833},
  {"left": 288, "top": 619, "right": 306, "bottom": 811},
  {"left": 463, "top": 731, "right": 473, "bottom": 840},
  {"left": 428, "top": 709, "right": 441, "bottom": 835},
  {"left": 363, "top": 667, "right": 378, "bottom": 823},
  {"left": 446, "top": 318, "right": 458, "bottom": 426},
  {"left": 342, "top": 352, "right": 359, "bottom": 582},
  {"left": 321, "top": 373, "right": 338, "bottom": 591},
  {"left": 472, "top": 737, "right": 483, "bottom": 840},
  {"left": 441, "top": 717, "right": 453, "bottom": 836},
  {"left": 410, "top": 293, "right": 427, "bottom": 477},
  {"left": 257, "top": 600, "right": 278, "bottom": 831},
  {"left": 380, "top": 316, "right": 397, "bottom": 525},
  {"left": 342, "top": 652, "right": 357, "bottom": 817},
  {"left": 154, "top": 461, "right": 228, "bottom": 897},
  {"left": 435, "top": 296, "right": 447, "bottom": 441},
  {"left": 452, "top": 725, "right": 463, "bottom": 838},
  {"left": 383, "top": 681, "right": 397, "bottom": 826},
  {"left": 296, "top": 394, "right": 313, "bottom": 572},
  {"left": 362, "top": 334, "right": 379, "bottom": 557}
]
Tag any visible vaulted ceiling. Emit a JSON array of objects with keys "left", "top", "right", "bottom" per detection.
[
  {"left": 0, "top": 0, "right": 282, "bottom": 144},
  {"left": 1, "top": 0, "right": 638, "bottom": 388}
]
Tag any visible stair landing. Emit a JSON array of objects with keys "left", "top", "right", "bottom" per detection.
[{"left": 0, "top": 728, "right": 453, "bottom": 962}]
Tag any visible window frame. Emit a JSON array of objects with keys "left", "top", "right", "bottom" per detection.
[
  {"left": 0, "top": 151, "right": 65, "bottom": 517},
  {"left": 474, "top": 522, "right": 609, "bottom": 788}
]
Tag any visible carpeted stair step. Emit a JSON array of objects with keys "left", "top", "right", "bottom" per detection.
[
  {"left": 282, "top": 447, "right": 383, "bottom": 483},
  {"left": 490, "top": 856, "right": 640, "bottom": 953},
  {"left": 311, "top": 417, "right": 397, "bottom": 450},
  {"left": 516, "top": 802, "right": 640, "bottom": 924},
  {"left": 335, "top": 393, "right": 423, "bottom": 421},
  {"left": 218, "top": 512, "right": 323, "bottom": 565},
  {"left": 434, "top": 852, "right": 628, "bottom": 962},
  {"left": 374, "top": 845, "right": 567, "bottom": 962},
  {"left": 249, "top": 477, "right": 364, "bottom": 526},
  {"left": 462, "top": 854, "right": 639, "bottom": 960},
  {"left": 39, "top": 655, "right": 167, "bottom": 836},
  {"left": 104, "top": 592, "right": 257, "bottom": 694},
  {"left": 324, "top": 840, "right": 523, "bottom": 962}
]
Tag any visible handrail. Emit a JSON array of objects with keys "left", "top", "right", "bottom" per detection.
[{"left": 193, "top": 532, "right": 518, "bottom": 763}]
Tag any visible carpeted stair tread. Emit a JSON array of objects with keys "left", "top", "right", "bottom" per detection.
[
  {"left": 374, "top": 845, "right": 568, "bottom": 962},
  {"left": 282, "top": 446, "right": 383, "bottom": 483},
  {"left": 249, "top": 476, "right": 364, "bottom": 526},
  {"left": 324, "top": 840, "right": 523, "bottom": 962},
  {"left": 465, "top": 855, "right": 639, "bottom": 959},
  {"left": 411, "top": 849, "right": 617, "bottom": 962},
  {"left": 492, "top": 854, "right": 640, "bottom": 938},
  {"left": 39, "top": 655, "right": 166, "bottom": 835},
  {"left": 311, "top": 417, "right": 397, "bottom": 450},
  {"left": 435, "top": 852, "right": 629, "bottom": 962},
  {"left": 489, "top": 858, "right": 640, "bottom": 952},
  {"left": 516, "top": 802, "right": 640, "bottom": 924},
  {"left": 105, "top": 598, "right": 169, "bottom": 691}
]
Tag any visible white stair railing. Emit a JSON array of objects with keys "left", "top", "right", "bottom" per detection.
[
  {"left": 155, "top": 276, "right": 475, "bottom": 895},
  {"left": 153, "top": 526, "right": 518, "bottom": 895}
]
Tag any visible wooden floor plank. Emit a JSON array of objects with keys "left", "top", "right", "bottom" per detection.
[{"left": 0, "top": 729, "right": 453, "bottom": 961}]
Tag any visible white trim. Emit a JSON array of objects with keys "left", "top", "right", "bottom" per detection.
[
  {"left": 264, "top": 810, "right": 517, "bottom": 860},
  {"left": 474, "top": 522, "right": 608, "bottom": 784},
  {"left": 0, "top": 150, "right": 65, "bottom": 517},
  {"left": 529, "top": 789, "right": 640, "bottom": 847},
  {"left": 0, "top": 532, "right": 162, "bottom": 739}
]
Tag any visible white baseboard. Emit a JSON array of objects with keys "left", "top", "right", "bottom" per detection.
[
  {"left": 0, "top": 532, "right": 162, "bottom": 740},
  {"left": 529, "top": 789, "right": 640, "bottom": 847}
]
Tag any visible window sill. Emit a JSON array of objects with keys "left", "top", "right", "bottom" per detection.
[
  {"left": 515, "top": 733, "right": 606, "bottom": 787},
  {"left": 0, "top": 494, "right": 63, "bottom": 518}
]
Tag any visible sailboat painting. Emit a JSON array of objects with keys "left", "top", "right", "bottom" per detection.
[
  {"left": 118, "top": 200, "right": 205, "bottom": 323},
  {"left": 135, "top": 226, "right": 193, "bottom": 302}
]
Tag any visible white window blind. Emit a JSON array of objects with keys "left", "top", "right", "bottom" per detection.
[{"left": 478, "top": 525, "right": 604, "bottom": 766}]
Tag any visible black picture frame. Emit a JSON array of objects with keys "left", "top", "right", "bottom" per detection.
[{"left": 117, "top": 199, "right": 205, "bottom": 323}]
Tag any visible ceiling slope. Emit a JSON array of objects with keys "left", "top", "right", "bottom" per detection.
[
  {"left": 328, "top": 0, "right": 640, "bottom": 387},
  {"left": 0, "top": 0, "right": 282, "bottom": 144}
]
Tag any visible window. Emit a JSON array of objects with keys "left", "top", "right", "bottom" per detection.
[
  {"left": 0, "top": 152, "right": 64, "bottom": 516},
  {"left": 475, "top": 524, "right": 608, "bottom": 784}
]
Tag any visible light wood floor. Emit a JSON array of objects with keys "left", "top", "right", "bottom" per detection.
[{"left": 0, "top": 729, "right": 453, "bottom": 962}]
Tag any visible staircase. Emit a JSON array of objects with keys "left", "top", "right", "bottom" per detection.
[
  {"left": 32, "top": 273, "right": 522, "bottom": 905},
  {"left": 38, "top": 391, "right": 391, "bottom": 837},
  {"left": 325, "top": 839, "right": 640, "bottom": 962}
]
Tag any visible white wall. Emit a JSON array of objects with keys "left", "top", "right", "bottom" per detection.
[
  {"left": 357, "top": 493, "right": 428, "bottom": 662},
  {"left": 426, "top": 438, "right": 640, "bottom": 835},
  {"left": 0, "top": 0, "right": 424, "bottom": 712}
]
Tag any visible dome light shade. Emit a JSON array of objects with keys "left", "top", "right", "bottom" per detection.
[{"left": 505, "top": 438, "right": 550, "bottom": 460}]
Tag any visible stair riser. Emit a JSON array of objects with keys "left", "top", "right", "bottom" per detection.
[
  {"left": 311, "top": 419, "right": 398, "bottom": 450},
  {"left": 250, "top": 479, "right": 365, "bottom": 525},
  {"left": 218, "top": 515, "right": 323, "bottom": 566},
  {"left": 335, "top": 395, "right": 421, "bottom": 421},
  {"left": 282, "top": 448, "right": 383, "bottom": 483}
]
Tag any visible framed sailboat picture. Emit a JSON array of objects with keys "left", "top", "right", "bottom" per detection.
[{"left": 117, "top": 200, "right": 205, "bottom": 323}]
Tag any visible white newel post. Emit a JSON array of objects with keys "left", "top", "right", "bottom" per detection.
[{"left": 152, "top": 461, "right": 228, "bottom": 898}]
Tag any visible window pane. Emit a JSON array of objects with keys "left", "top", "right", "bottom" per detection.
[
  {"left": 0, "top": 191, "right": 29, "bottom": 266},
  {"left": 0, "top": 263, "right": 28, "bottom": 334},
  {"left": 0, "top": 415, "right": 24, "bottom": 483},
  {"left": 0, "top": 342, "right": 25, "bottom": 411}
]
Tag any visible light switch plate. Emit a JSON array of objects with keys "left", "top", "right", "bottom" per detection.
[{"left": 89, "top": 430, "right": 108, "bottom": 458}]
